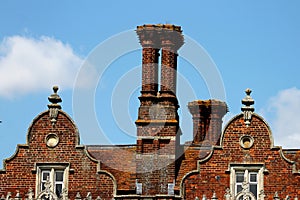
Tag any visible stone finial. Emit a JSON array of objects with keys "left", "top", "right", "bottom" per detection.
[
  {"left": 86, "top": 192, "right": 92, "bottom": 200},
  {"left": 14, "top": 191, "right": 21, "bottom": 200},
  {"left": 211, "top": 192, "right": 218, "bottom": 200},
  {"left": 274, "top": 192, "right": 280, "bottom": 200},
  {"left": 26, "top": 188, "right": 34, "bottom": 200},
  {"left": 48, "top": 86, "right": 62, "bottom": 109},
  {"left": 225, "top": 188, "right": 232, "bottom": 200},
  {"left": 6, "top": 192, "right": 11, "bottom": 200},
  {"left": 241, "top": 88, "right": 255, "bottom": 127},
  {"left": 75, "top": 192, "right": 82, "bottom": 200},
  {"left": 48, "top": 86, "right": 62, "bottom": 126}
]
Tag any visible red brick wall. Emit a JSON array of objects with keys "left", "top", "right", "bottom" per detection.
[
  {"left": 181, "top": 114, "right": 300, "bottom": 199},
  {"left": 0, "top": 110, "right": 114, "bottom": 200}
]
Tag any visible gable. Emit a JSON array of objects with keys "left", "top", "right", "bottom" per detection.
[{"left": 221, "top": 113, "right": 275, "bottom": 152}]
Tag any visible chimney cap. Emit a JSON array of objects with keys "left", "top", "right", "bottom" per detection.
[
  {"left": 136, "top": 24, "right": 182, "bottom": 32},
  {"left": 188, "top": 99, "right": 228, "bottom": 115},
  {"left": 188, "top": 99, "right": 227, "bottom": 108}
]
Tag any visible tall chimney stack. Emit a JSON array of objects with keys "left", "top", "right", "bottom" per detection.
[{"left": 135, "top": 24, "right": 184, "bottom": 196}]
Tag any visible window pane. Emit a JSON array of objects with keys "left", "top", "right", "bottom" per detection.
[
  {"left": 237, "top": 185, "right": 243, "bottom": 193},
  {"left": 236, "top": 172, "right": 244, "bottom": 183},
  {"left": 250, "top": 184, "right": 257, "bottom": 197},
  {"left": 55, "top": 184, "right": 63, "bottom": 197},
  {"left": 250, "top": 173, "right": 257, "bottom": 182},
  {"left": 41, "top": 183, "right": 46, "bottom": 191},
  {"left": 55, "top": 171, "right": 64, "bottom": 182},
  {"left": 42, "top": 171, "right": 50, "bottom": 181}
]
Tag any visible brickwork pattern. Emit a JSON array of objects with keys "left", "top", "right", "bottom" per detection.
[
  {"left": 160, "top": 48, "right": 178, "bottom": 96},
  {"left": 182, "top": 115, "right": 300, "bottom": 200},
  {"left": 141, "top": 49, "right": 159, "bottom": 95},
  {"left": 0, "top": 111, "right": 114, "bottom": 200},
  {"left": 188, "top": 100, "right": 228, "bottom": 145}
]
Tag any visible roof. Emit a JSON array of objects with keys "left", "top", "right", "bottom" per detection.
[{"left": 87, "top": 145, "right": 137, "bottom": 191}]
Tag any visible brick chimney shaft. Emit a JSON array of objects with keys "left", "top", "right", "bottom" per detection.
[
  {"left": 136, "top": 26, "right": 160, "bottom": 97},
  {"left": 160, "top": 26, "right": 184, "bottom": 97},
  {"left": 136, "top": 24, "right": 184, "bottom": 98}
]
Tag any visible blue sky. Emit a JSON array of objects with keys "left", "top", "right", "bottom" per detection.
[{"left": 1, "top": 1, "right": 300, "bottom": 168}]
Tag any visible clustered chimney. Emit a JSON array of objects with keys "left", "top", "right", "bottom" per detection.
[
  {"left": 188, "top": 100, "right": 228, "bottom": 146},
  {"left": 135, "top": 24, "right": 227, "bottom": 196},
  {"left": 136, "top": 24, "right": 184, "bottom": 99},
  {"left": 135, "top": 24, "right": 183, "bottom": 196}
]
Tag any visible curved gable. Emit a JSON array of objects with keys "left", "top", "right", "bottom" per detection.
[
  {"left": 26, "top": 109, "right": 80, "bottom": 148},
  {"left": 221, "top": 113, "right": 275, "bottom": 151},
  {"left": 0, "top": 87, "right": 116, "bottom": 199}
]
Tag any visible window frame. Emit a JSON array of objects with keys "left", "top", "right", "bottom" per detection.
[
  {"left": 35, "top": 164, "right": 69, "bottom": 198},
  {"left": 235, "top": 171, "right": 245, "bottom": 195},
  {"left": 230, "top": 165, "right": 264, "bottom": 199}
]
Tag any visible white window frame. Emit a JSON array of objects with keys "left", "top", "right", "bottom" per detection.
[
  {"left": 235, "top": 171, "right": 245, "bottom": 195},
  {"left": 248, "top": 172, "right": 258, "bottom": 198},
  {"left": 230, "top": 165, "right": 264, "bottom": 199},
  {"left": 36, "top": 164, "right": 69, "bottom": 198}
]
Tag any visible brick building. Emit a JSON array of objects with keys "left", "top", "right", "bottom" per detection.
[{"left": 1, "top": 24, "right": 300, "bottom": 200}]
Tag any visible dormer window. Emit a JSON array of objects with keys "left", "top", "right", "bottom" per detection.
[
  {"left": 230, "top": 165, "right": 265, "bottom": 200},
  {"left": 41, "top": 169, "right": 64, "bottom": 197},
  {"left": 36, "top": 164, "right": 69, "bottom": 198}
]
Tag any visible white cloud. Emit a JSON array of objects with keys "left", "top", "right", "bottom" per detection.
[
  {"left": 0, "top": 35, "right": 84, "bottom": 98},
  {"left": 264, "top": 87, "right": 300, "bottom": 148}
]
